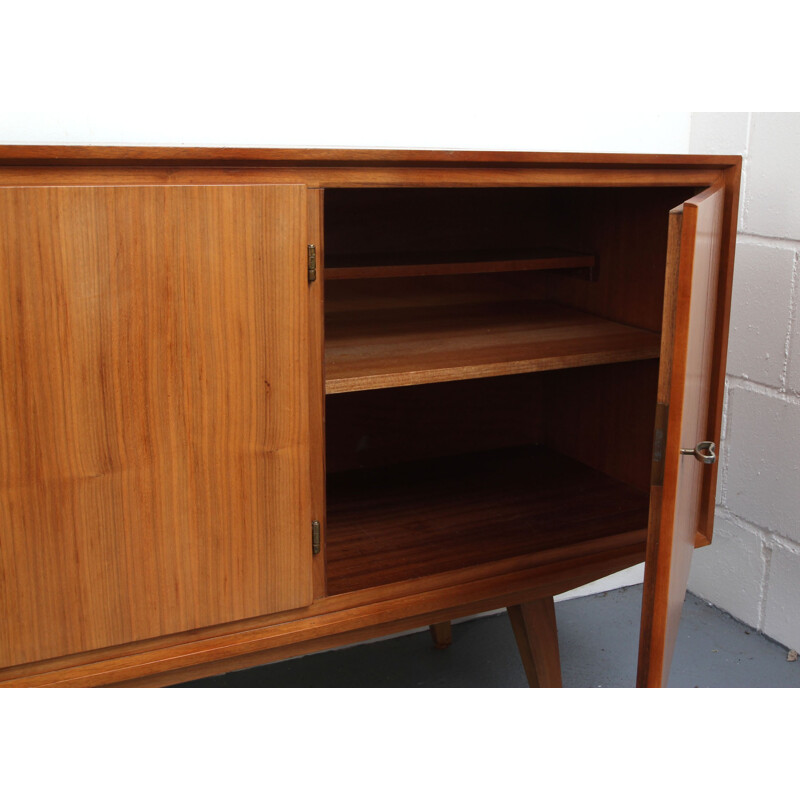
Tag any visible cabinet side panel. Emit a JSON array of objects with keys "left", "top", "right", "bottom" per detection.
[
  {"left": 0, "top": 185, "right": 312, "bottom": 667},
  {"left": 547, "top": 187, "right": 699, "bottom": 332}
]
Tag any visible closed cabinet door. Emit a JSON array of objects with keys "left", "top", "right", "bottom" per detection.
[
  {"left": 0, "top": 184, "right": 314, "bottom": 667},
  {"left": 637, "top": 184, "right": 725, "bottom": 687}
]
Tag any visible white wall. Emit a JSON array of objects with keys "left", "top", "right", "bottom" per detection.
[
  {"left": 688, "top": 113, "right": 800, "bottom": 651},
  {"left": 0, "top": 1, "right": 696, "bottom": 152},
  {"left": 0, "top": 111, "right": 691, "bottom": 155},
  {"left": 1, "top": 0, "right": 699, "bottom": 153}
]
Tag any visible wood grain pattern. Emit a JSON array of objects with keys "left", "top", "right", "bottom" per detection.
[
  {"left": 307, "top": 189, "right": 327, "bottom": 599},
  {"left": 0, "top": 166, "right": 724, "bottom": 191},
  {"left": 543, "top": 361, "right": 660, "bottom": 493},
  {"left": 325, "top": 301, "right": 661, "bottom": 394},
  {"left": 429, "top": 621, "right": 453, "bottom": 649},
  {"left": 325, "top": 373, "right": 545, "bottom": 474},
  {"left": 547, "top": 187, "right": 698, "bottom": 333},
  {"left": 0, "top": 147, "right": 740, "bottom": 688},
  {"left": 0, "top": 184, "right": 313, "bottom": 668},
  {"left": 0, "top": 521, "right": 649, "bottom": 686},
  {"left": 507, "top": 597, "right": 562, "bottom": 687},
  {"left": 637, "top": 185, "right": 725, "bottom": 687},
  {"left": 321, "top": 188, "right": 614, "bottom": 292},
  {"left": 325, "top": 272, "right": 548, "bottom": 315},
  {"left": 324, "top": 249, "right": 594, "bottom": 280},
  {"left": 637, "top": 204, "right": 685, "bottom": 687},
  {"left": 1, "top": 535, "right": 649, "bottom": 687},
  {"left": 0, "top": 145, "right": 742, "bottom": 168},
  {"left": 325, "top": 446, "right": 651, "bottom": 595}
]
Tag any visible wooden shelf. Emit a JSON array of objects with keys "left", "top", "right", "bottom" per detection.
[
  {"left": 325, "top": 446, "right": 650, "bottom": 596},
  {"left": 324, "top": 248, "right": 595, "bottom": 280},
  {"left": 325, "top": 301, "right": 661, "bottom": 394}
]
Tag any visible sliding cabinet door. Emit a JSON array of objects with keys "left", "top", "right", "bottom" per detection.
[{"left": 0, "top": 184, "right": 313, "bottom": 667}]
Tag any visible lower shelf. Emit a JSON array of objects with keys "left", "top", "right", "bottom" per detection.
[{"left": 325, "top": 446, "right": 651, "bottom": 595}]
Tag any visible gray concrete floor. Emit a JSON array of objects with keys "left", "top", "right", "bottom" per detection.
[{"left": 178, "top": 585, "right": 800, "bottom": 687}]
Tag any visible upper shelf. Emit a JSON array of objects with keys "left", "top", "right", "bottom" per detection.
[
  {"left": 323, "top": 248, "right": 595, "bottom": 280},
  {"left": 325, "top": 301, "right": 661, "bottom": 394}
]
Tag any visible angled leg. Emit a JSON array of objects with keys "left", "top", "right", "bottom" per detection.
[
  {"left": 507, "top": 597, "right": 562, "bottom": 688},
  {"left": 429, "top": 621, "right": 453, "bottom": 649}
]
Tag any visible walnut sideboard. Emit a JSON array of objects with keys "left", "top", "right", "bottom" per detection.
[{"left": 0, "top": 147, "right": 741, "bottom": 687}]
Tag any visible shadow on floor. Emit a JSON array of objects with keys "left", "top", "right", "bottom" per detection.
[{"left": 178, "top": 585, "right": 800, "bottom": 688}]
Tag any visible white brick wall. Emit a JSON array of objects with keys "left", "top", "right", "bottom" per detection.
[
  {"left": 724, "top": 243, "right": 795, "bottom": 388},
  {"left": 724, "top": 386, "right": 800, "bottom": 540},
  {"left": 688, "top": 113, "right": 800, "bottom": 650},
  {"left": 744, "top": 114, "right": 800, "bottom": 240},
  {"left": 687, "top": 514, "right": 766, "bottom": 629},
  {"left": 763, "top": 540, "right": 800, "bottom": 647}
]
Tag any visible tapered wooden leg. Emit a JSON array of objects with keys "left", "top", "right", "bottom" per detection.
[
  {"left": 507, "top": 597, "right": 562, "bottom": 688},
  {"left": 429, "top": 621, "right": 453, "bottom": 649}
]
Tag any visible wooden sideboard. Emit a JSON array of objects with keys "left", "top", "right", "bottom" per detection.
[{"left": 0, "top": 147, "right": 741, "bottom": 687}]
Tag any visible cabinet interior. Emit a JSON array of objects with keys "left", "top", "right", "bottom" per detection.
[{"left": 322, "top": 186, "right": 697, "bottom": 596}]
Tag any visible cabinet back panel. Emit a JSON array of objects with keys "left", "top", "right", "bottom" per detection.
[
  {"left": 325, "top": 374, "right": 545, "bottom": 473},
  {"left": 324, "top": 188, "right": 562, "bottom": 261},
  {"left": 324, "top": 186, "right": 697, "bottom": 334},
  {"left": 324, "top": 272, "right": 549, "bottom": 312},
  {"left": 325, "top": 361, "right": 659, "bottom": 494},
  {"left": 547, "top": 187, "right": 699, "bottom": 332},
  {"left": 542, "top": 360, "right": 661, "bottom": 493}
]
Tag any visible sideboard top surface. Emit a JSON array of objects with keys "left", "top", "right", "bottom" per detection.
[{"left": 0, "top": 145, "right": 743, "bottom": 169}]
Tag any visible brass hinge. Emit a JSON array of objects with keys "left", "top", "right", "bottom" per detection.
[
  {"left": 307, "top": 244, "right": 317, "bottom": 283},
  {"left": 311, "top": 519, "right": 321, "bottom": 555}
]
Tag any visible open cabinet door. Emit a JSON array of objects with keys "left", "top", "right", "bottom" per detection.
[
  {"left": 0, "top": 184, "right": 314, "bottom": 667},
  {"left": 637, "top": 185, "right": 725, "bottom": 687}
]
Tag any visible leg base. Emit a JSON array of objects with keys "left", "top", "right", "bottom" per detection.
[
  {"left": 507, "top": 597, "right": 562, "bottom": 688},
  {"left": 429, "top": 621, "right": 453, "bottom": 649}
]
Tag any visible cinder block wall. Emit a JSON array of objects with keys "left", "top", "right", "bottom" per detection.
[{"left": 688, "top": 113, "right": 800, "bottom": 650}]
